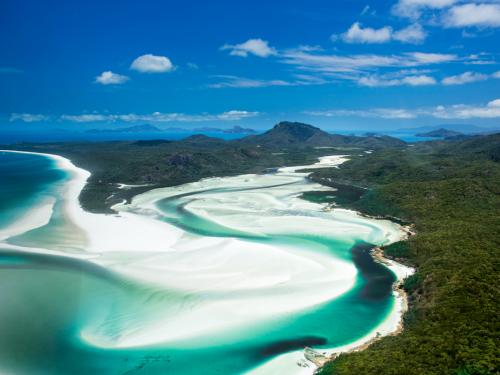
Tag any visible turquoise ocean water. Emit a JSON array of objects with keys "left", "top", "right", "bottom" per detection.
[{"left": 0, "top": 151, "right": 398, "bottom": 374}]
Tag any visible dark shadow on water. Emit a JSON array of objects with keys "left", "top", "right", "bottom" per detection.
[
  {"left": 258, "top": 336, "right": 327, "bottom": 358},
  {"left": 351, "top": 242, "right": 396, "bottom": 301}
]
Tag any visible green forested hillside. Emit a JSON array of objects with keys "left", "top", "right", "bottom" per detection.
[
  {"left": 10, "top": 129, "right": 500, "bottom": 374},
  {"left": 239, "top": 121, "right": 406, "bottom": 148},
  {"left": 313, "top": 134, "right": 500, "bottom": 375},
  {"left": 9, "top": 122, "right": 405, "bottom": 212},
  {"left": 12, "top": 138, "right": 350, "bottom": 213}
]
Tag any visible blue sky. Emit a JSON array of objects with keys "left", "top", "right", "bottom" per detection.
[{"left": 1, "top": 0, "right": 500, "bottom": 131}]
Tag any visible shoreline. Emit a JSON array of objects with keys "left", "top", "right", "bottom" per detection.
[
  {"left": 0, "top": 149, "right": 90, "bottom": 243},
  {"left": 306, "top": 207, "right": 415, "bottom": 371},
  {"left": 243, "top": 159, "right": 415, "bottom": 374},
  {"left": 245, "top": 242, "right": 414, "bottom": 375},
  {"left": 1, "top": 149, "right": 415, "bottom": 374},
  {"left": 283, "top": 245, "right": 414, "bottom": 375},
  {"left": 300, "top": 245, "right": 414, "bottom": 373}
]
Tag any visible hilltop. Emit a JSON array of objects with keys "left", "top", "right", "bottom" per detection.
[
  {"left": 239, "top": 121, "right": 406, "bottom": 149},
  {"left": 8, "top": 120, "right": 407, "bottom": 213}
]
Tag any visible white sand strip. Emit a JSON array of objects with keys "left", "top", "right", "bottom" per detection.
[
  {"left": 1, "top": 150, "right": 412, "bottom": 366},
  {"left": 246, "top": 258, "right": 414, "bottom": 375}
]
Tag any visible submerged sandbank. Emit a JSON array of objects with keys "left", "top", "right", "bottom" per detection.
[{"left": 0, "top": 150, "right": 413, "bottom": 375}]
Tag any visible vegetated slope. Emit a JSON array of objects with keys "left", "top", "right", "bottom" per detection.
[
  {"left": 11, "top": 122, "right": 404, "bottom": 213},
  {"left": 311, "top": 134, "right": 500, "bottom": 375},
  {"left": 239, "top": 121, "right": 406, "bottom": 149},
  {"left": 12, "top": 137, "right": 344, "bottom": 213}
]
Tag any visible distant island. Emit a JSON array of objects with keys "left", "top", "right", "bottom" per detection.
[
  {"left": 85, "top": 124, "right": 163, "bottom": 133},
  {"left": 85, "top": 124, "right": 257, "bottom": 135},
  {"left": 399, "top": 123, "right": 489, "bottom": 134},
  {"left": 193, "top": 125, "right": 257, "bottom": 134},
  {"left": 415, "top": 128, "right": 463, "bottom": 138}
]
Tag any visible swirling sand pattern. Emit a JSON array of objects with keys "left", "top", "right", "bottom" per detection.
[{"left": 0, "top": 151, "right": 411, "bottom": 375}]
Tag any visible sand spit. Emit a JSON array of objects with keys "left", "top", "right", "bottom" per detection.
[{"left": 1, "top": 150, "right": 414, "bottom": 374}]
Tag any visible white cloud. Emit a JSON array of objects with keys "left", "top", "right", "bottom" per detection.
[
  {"left": 339, "top": 23, "right": 393, "bottom": 43},
  {"left": 280, "top": 49, "right": 457, "bottom": 74},
  {"left": 409, "top": 52, "right": 457, "bottom": 64},
  {"left": 402, "top": 74, "right": 437, "bottom": 85},
  {"left": 393, "top": 0, "right": 456, "bottom": 19},
  {"left": 216, "top": 110, "right": 259, "bottom": 120},
  {"left": 493, "top": 71, "right": 500, "bottom": 79},
  {"left": 209, "top": 75, "right": 292, "bottom": 88},
  {"left": 306, "top": 108, "right": 418, "bottom": 119},
  {"left": 393, "top": 23, "right": 427, "bottom": 43},
  {"left": 306, "top": 98, "right": 500, "bottom": 120},
  {"left": 9, "top": 113, "right": 49, "bottom": 122},
  {"left": 130, "top": 54, "right": 174, "bottom": 73},
  {"left": 334, "top": 22, "right": 427, "bottom": 44},
  {"left": 221, "top": 38, "right": 277, "bottom": 58},
  {"left": 442, "top": 71, "right": 488, "bottom": 85},
  {"left": 95, "top": 71, "right": 129, "bottom": 85},
  {"left": 292, "top": 74, "right": 329, "bottom": 84},
  {"left": 358, "top": 74, "right": 436, "bottom": 87},
  {"left": 443, "top": 3, "right": 500, "bottom": 28},
  {"left": 466, "top": 53, "right": 497, "bottom": 66},
  {"left": 402, "top": 0, "right": 455, "bottom": 7},
  {"left": 208, "top": 74, "right": 327, "bottom": 89},
  {"left": 360, "top": 5, "right": 372, "bottom": 16},
  {"left": 58, "top": 110, "right": 259, "bottom": 123},
  {"left": 60, "top": 114, "right": 111, "bottom": 122},
  {"left": 431, "top": 99, "right": 500, "bottom": 118},
  {"left": 488, "top": 99, "right": 500, "bottom": 107},
  {"left": 281, "top": 51, "right": 400, "bottom": 73}
]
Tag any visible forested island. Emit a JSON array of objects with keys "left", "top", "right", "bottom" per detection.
[
  {"left": 415, "top": 128, "right": 463, "bottom": 138},
  {"left": 6, "top": 121, "right": 500, "bottom": 374}
]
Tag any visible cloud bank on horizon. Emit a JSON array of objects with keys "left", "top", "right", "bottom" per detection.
[{"left": 0, "top": 0, "right": 499, "bottom": 130}]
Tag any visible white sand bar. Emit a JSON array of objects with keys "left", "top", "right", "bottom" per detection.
[{"left": 0, "top": 150, "right": 412, "bottom": 373}]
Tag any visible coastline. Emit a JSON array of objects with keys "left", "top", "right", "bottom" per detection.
[
  {"left": 243, "top": 159, "right": 415, "bottom": 374},
  {"left": 246, "top": 243, "right": 414, "bottom": 375},
  {"left": 300, "top": 158, "right": 415, "bottom": 371},
  {"left": 1, "top": 149, "right": 415, "bottom": 374},
  {"left": 324, "top": 246, "right": 413, "bottom": 354},
  {"left": 307, "top": 213, "right": 415, "bottom": 370}
]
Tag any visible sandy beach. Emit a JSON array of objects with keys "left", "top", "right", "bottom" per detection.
[{"left": 0, "top": 150, "right": 414, "bottom": 374}]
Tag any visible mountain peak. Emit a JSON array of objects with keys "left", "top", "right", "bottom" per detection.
[
  {"left": 239, "top": 121, "right": 406, "bottom": 149},
  {"left": 268, "top": 121, "right": 323, "bottom": 141},
  {"left": 272, "top": 121, "right": 319, "bottom": 131}
]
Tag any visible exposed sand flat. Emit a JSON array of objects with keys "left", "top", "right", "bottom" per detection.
[
  {"left": 109, "top": 154, "right": 407, "bottom": 351},
  {"left": 246, "top": 259, "right": 414, "bottom": 375},
  {"left": 0, "top": 150, "right": 412, "bottom": 374}
]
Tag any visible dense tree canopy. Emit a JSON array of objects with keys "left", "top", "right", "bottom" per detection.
[{"left": 313, "top": 135, "right": 500, "bottom": 375}]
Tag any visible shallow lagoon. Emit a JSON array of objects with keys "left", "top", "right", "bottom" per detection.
[{"left": 0, "top": 151, "right": 410, "bottom": 374}]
